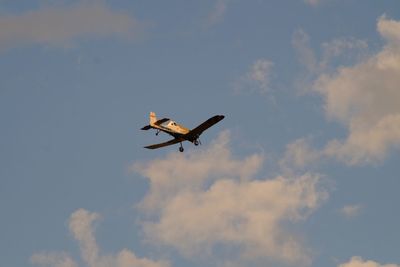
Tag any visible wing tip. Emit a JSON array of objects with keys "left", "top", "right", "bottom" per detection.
[
  {"left": 214, "top": 114, "right": 225, "bottom": 121},
  {"left": 144, "top": 144, "right": 158, "bottom": 149}
]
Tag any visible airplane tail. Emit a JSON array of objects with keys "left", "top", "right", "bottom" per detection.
[
  {"left": 149, "top": 112, "right": 157, "bottom": 126},
  {"left": 141, "top": 112, "right": 157, "bottom": 130},
  {"left": 141, "top": 112, "right": 169, "bottom": 131}
]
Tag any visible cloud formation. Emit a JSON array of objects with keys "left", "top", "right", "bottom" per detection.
[
  {"left": 134, "top": 131, "right": 328, "bottom": 265},
  {"left": 291, "top": 17, "right": 400, "bottom": 166},
  {"left": 0, "top": 0, "right": 139, "bottom": 50},
  {"left": 339, "top": 256, "right": 400, "bottom": 267},
  {"left": 313, "top": 16, "right": 400, "bottom": 164},
  {"left": 31, "top": 209, "right": 169, "bottom": 267},
  {"left": 235, "top": 59, "right": 274, "bottom": 94},
  {"left": 69, "top": 209, "right": 100, "bottom": 267}
]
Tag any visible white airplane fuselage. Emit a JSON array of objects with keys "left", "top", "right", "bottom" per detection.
[{"left": 153, "top": 120, "right": 190, "bottom": 136}]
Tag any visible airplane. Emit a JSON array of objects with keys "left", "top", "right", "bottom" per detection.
[{"left": 141, "top": 112, "right": 225, "bottom": 152}]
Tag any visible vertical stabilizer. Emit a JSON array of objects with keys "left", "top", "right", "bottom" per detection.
[{"left": 150, "top": 112, "right": 157, "bottom": 126}]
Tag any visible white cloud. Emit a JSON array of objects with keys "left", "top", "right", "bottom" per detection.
[
  {"left": 69, "top": 209, "right": 100, "bottom": 267},
  {"left": 0, "top": 0, "right": 140, "bottom": 50},
  {"left": 339, "top": 256, "right": 400, "bottom": 267},
  {"left": 340, "top": 204, "right": 362, "bottom": 218},
  {"left": 134, "top": 131, "right": 328, "bottom": 265},
  {"left": 378, "top": 15, "right": 400, "bottom": 44},
  {"left": 314, "top": 16, "right": 400, "bottom": 164},
  {"left": 292, "top": 17, "right": 400, "bottom": 165},
  {"left": 133, "top": 131, "right": 264, "bottom": 213},
  {"left": 32, "top": 209, "right": 169, "bottom": 267},
  {"left": 235, "top": 59, "right": 274, "bottom": 94}
]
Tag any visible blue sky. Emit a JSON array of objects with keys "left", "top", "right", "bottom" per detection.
[{"left": 1, "top": 1, "right": 400, "bottom": 267}]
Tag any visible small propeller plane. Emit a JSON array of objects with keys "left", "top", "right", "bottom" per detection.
[{"left": 141, "top": 112, "right": 225, "bottom": 152}]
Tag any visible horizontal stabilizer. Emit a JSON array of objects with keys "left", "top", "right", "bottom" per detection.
[{"left": 141, "top": 125, "right": 151, "bottom": 130}]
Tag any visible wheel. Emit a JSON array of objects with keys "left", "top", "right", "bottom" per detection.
[
  {"left": 179, "top": 147, "right": 184, "bottom": 152},
  {"left": 194, "top": 140, "right": 199, "bottom": 146}
]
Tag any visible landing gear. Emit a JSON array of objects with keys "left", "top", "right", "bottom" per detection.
[
  {"left": 179, "top": 146, "right": 184, "bottom": 152},
  {"left": 194, "top": 137, "right": 201, "bottom": 146},
  {"left": 155, "top": 130, "right": 160, "bottom": 136}
]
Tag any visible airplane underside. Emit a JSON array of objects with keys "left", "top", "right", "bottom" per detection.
[{"left": 161, "top": 131, "right": 201, "bottom": 152}]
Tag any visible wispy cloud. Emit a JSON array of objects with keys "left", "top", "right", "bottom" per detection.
[
  {"left": 292, "top": 29, "right": 368, "bottom": 77},
  {"left": 339, "top": 256, "right": 400, "bottom": 267},
  {"left": 31, "top": 252, "right": 78, "bottom": 267},
  {"left": 31, "top": 209, "right": 169, "bottom": 267},
  {"left": 320, "top": 38, "right": 368, "bottom": 68},
  {"left": 235, "top": 59, "right": 274, "bottom": 94},
  {"left": 340, "top": 204, "right": 362, "bottom": 218},
  {"left": 0, "top": 0, "right": 140, "bottom": 51},
  {"left": 292, "top": 29, "right": 318, "bottom": 74},
  {"left": 133, "top": 131, "right": 328, "bottom": 266},
  {"left": 279, "top": 137, "right": 322, "bottom": 172},
  {"left": 204, "top": 0, "right": 230, "bottom": 28}
]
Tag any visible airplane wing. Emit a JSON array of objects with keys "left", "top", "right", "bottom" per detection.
[
  {"left": 185, "top": 115, "right": 225, "bottom": 140},
  {"left": 144, "top": 137, "right": 182, "bottom": 149}
]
